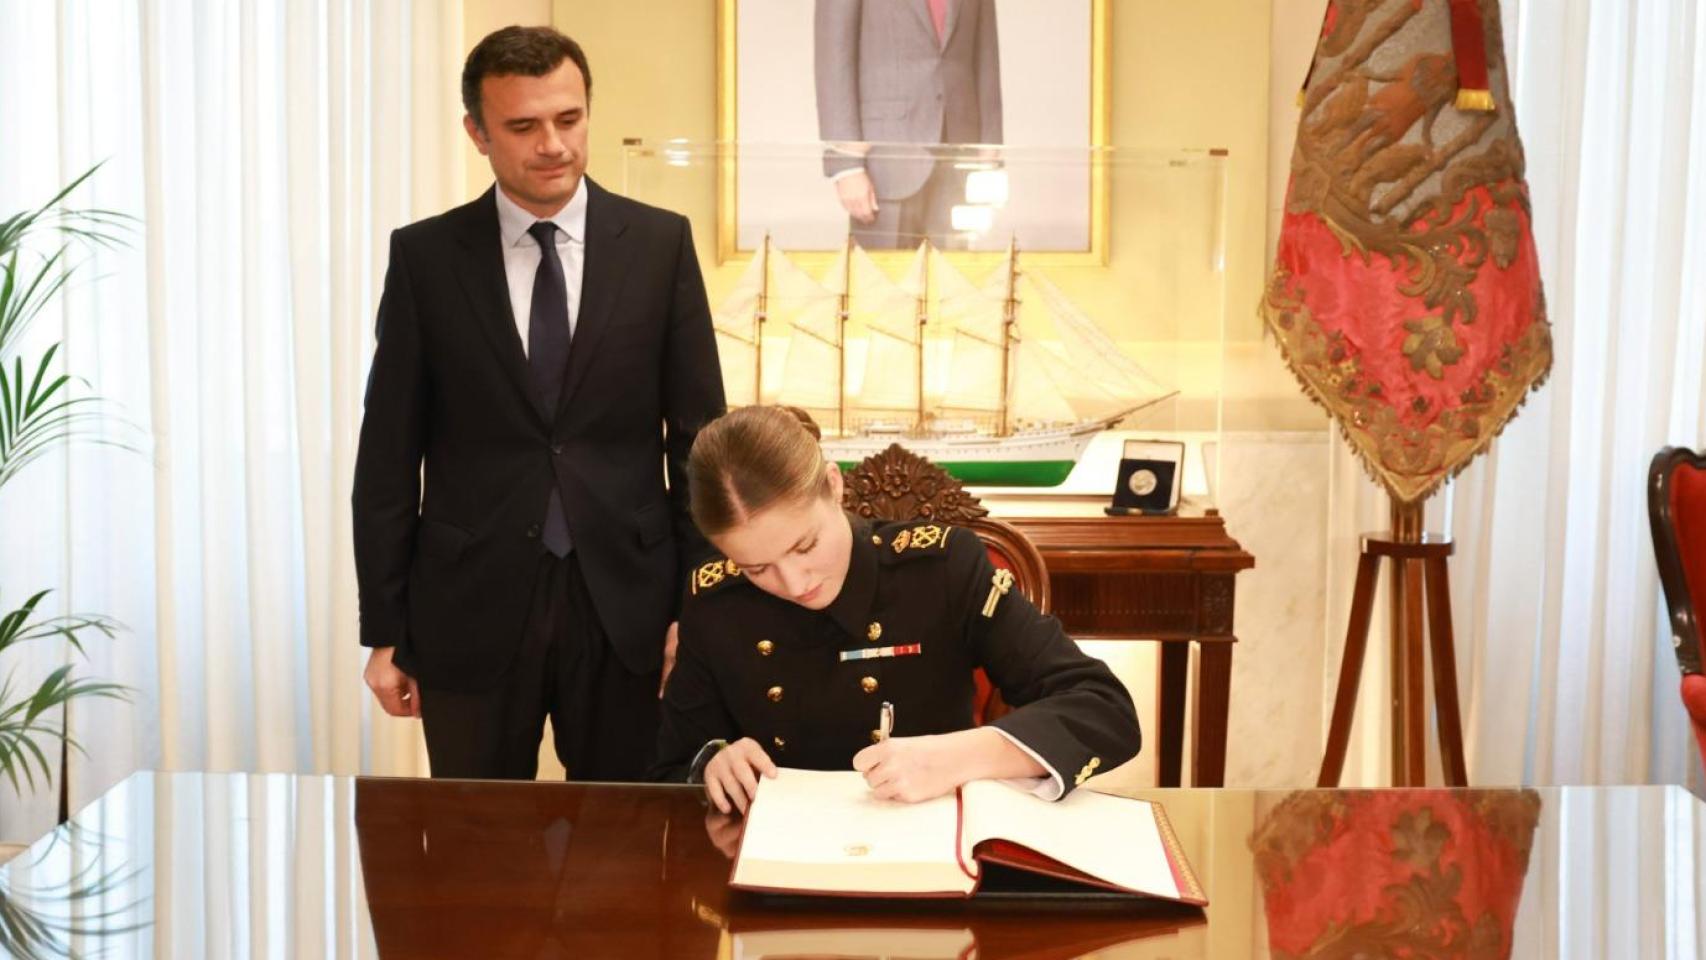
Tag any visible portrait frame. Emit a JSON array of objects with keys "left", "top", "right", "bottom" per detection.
[{"left": 715, "top": 0, "right": 1112, "bottom": 267}]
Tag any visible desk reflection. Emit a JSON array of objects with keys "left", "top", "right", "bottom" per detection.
[{"left": 0, "top": 773, "right": 1701, "bottom": 959}]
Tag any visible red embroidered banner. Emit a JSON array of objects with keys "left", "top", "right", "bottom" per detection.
[
  {"left": 1265, "top": 0, "right": 1551, "bottom": 503},
  {"left": 1251, "top": 790, "right": 1542, "bottom": 958}
]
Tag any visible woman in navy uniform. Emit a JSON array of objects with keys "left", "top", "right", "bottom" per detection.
[{"left": 652, "top": 406, "right": 1140, "bottom": 814}]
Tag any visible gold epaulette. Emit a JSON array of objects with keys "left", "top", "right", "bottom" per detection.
[
  {"left": 689, "top": 557, "right": 745, "bottom": 596},
  {"left": 879, "top": 522, "right": 953, "bottom": 560}
]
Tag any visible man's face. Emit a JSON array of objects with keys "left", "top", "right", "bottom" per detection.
[{"left": 464, "top": 60, "right": 589, "bottom": 218}]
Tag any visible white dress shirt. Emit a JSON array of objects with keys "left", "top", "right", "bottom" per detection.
[{"left": 494, "top": 182, "right": 587, "bottom": 356}]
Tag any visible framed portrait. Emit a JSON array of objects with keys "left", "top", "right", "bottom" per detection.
[{"left": 716, "top": 0, "right": 1110, "bottom": 263}]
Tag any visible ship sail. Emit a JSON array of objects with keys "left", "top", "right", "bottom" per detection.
[
  {"left": 846, "top": 242, "right": 928, "bottom": 415},
  {"left": 772, "top": 246, "right": 842, "bottom": 412},
  {"left": 710, "top": 236, "right": 768, "bottom": 405},
  {"left": 934, "top": 251, "right": 1005, "bottom": 414},
  {"left": 1026, "top": 270, "right": 1171, "bottom": 414},
  {"left": 708, "top": 237, "right": 1178, "bottom": 488}
]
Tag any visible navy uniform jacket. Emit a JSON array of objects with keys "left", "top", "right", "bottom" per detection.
[{"left": 651, "top": 517, "right": 1140, "bottom": 796}]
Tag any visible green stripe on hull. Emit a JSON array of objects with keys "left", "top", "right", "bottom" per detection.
[{"left": 836, "top": 459, "right": 1076, "bottom": 487}]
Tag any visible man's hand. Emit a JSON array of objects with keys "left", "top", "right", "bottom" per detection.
[
  {"left": 658, "top": 621, "right": 679, "bottom": 698},
  {"left": 703, "top": 737, "right": 778, "bottom": 816},
  {"left": 833, "top": 170, "right": 880, "bottom": 224},
  {"left": 363, "top": 646, "right": 420, "bottom": 718}
]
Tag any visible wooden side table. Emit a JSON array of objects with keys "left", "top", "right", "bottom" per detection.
[{"left": 991, "top": 503, "right": 1255, "bottom": 788}]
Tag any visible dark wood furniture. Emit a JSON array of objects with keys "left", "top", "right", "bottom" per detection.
[
  {"left": 995, "top": 508, "right": 1255, "bottom": 789},
  {"left": 7, "top": 772, "right": 1701, "bottom": 958},
  {"left": 840, "top": 444, "right": 1051, "bottom": 611},
  {"left": 1649, "top": 446, "right": 1706, "bottom": 774},
  {"left": 839, "top": 443, "right": 1254, "bottom": 787}
]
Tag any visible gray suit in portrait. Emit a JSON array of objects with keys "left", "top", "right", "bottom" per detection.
[{"left": 814, "top": 0, "right": 1003, "bottom": 247}]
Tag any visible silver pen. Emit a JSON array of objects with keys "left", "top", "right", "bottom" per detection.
[{"left": 878, "top": 701, "right": 894, "bottom": 742}]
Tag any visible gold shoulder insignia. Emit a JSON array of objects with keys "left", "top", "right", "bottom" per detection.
[
  {"left": 891, "top": 523, "right": 950, "bottom": 555},
  {"left": 690, "top": 557, "right": 745, "bottom": 596}
]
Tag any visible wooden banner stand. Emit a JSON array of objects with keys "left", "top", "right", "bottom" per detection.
[{"left": 1317, "top": 500, "right": 1469, "bottom": 787}]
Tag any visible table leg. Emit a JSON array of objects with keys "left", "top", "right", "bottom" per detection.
[
  {"left": 1194, "top": 640, "right": 1233, "bottom": 788},
  {"left": 1157, "top": 642, "right": 1189, "bottom": 788}
]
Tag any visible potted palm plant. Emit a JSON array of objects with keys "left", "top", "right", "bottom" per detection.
[
  {"left": 0, "top": 166, "right": 132, "bottom": 829},
  {"left": 0, "top": 166, "right": 149, "bottom": 960}
]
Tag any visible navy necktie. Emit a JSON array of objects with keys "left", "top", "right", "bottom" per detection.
[{"left": 528, "top": 221, "right": 572, "bottom": 557}]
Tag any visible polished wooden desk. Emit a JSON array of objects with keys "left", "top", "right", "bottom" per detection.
[
  {"left": 995, "top": 504, "right": 1256, "bottom": 788},
  {"left": 4, "top": 772, "right": 1701, "bottom": 959}
]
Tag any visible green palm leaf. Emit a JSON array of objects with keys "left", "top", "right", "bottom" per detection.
[{"left": 0, "top": 166, "right": 136, "bottom": 803}]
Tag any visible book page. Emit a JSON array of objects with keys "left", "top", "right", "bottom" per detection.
[
  {"left": 732, "top": 768, "right": 974, "bottom": 895},
  {"left": 958, "top": 779, "right": 1183, "bottom": 900},
  {"left": 733, "top": 927, "right": 974, "bottom": 960}
]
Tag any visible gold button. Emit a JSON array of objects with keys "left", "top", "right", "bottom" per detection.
[
  {"left": 767, "top": 685, "right": 783, "bottom": 702},
  {"left": 756, "top": 639, "right": 774, "bottom": 656},
  {"left": 871, "top": 534, "right": 882, "bottom": 545},
  {"left": 870, "top": 729, "right": 884, "bottom": 743},
  {"left": 867, "top": 622, "right": 883, "bottom": 641},
  {"left": 860, "top": 676, "right": 879, "bottom": 694},
  {"left": 772, "top": 736, "right": 786, "bottom": 750}
]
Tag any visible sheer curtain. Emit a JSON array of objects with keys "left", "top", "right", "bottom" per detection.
[
  {"left": 0, "top": 0, "right": 463, "bottom": 845},
  {"left": 1323, "top": 0, "right": 1706, "bottom": 792}
]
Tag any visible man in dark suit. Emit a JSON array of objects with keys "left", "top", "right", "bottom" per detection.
[
  {"left": 353, "top": 26, "right": 724, "bottom": 780},
  {"left": 815, "top": 0, "right": 1004, "bottom": 249}
]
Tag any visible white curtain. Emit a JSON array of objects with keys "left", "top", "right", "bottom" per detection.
[
  {"left": 1322, "top": 0, "right": 1706, "bottom": 792},
  {"left": 0, "top": 0, "right": 464, "bottom": 845}
]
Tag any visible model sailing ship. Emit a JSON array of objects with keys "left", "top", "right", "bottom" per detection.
[{"left": 712, "top": 236, "right": 1176, "bottom": 487}]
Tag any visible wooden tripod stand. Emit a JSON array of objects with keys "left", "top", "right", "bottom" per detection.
[{"left": 1318, "top": 501, "right": 1469, "bottom": 787}]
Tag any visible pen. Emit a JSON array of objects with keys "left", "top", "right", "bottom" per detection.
[{"left": 878, "top": 701, "right": 894, "bottom": 742}]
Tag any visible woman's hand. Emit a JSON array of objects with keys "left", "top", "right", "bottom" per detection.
[
  {"left": 852, "top": 733, "right": 969, "bottom": 803},
  {"left": 703, "top": 737, "right": 778, "bottom": 815},
  {"left": 852, "top": 728, "right": 1044, "bottom": 803},
  {"left": 704, "top": 809, "right": 745, "bottom": 859}
]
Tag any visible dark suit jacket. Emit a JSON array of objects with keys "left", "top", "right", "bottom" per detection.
[
  {"left": 352, "top": 178, "right": 725, "bottom": 691},
  {"left": 815, "top": 0, "right": 1004, "bottom": 200}
]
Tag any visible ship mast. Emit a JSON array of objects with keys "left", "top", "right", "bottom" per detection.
[
  {"left": 998, "top": 235, "right": 1019, "bottom": 437},
  {"left": 915, "top": 243, "right": 930, "bottom": 431},
  {"left": 836, "top": 232, "right": 852, "bottom": 436},
  {"left": 754, "top": 232, "right": 770, "bottom": 405}
]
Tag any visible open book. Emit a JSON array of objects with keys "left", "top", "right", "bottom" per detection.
[{"left": 730, "top": 768, "right": 1206, "bottom": 904}]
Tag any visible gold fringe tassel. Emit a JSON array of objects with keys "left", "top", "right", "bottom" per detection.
[{"left": 1455, "top": 88, "right": 1496, "bottom": 112}]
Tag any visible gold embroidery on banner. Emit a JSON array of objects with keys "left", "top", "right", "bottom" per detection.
[
  {"left": 1248, "top": 789, "right": 1542, "bottom": 960},
  {"left": 1266, "top": 0, "right": 1553, "bottom": 504}
]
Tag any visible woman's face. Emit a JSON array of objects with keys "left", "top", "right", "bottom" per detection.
[{"left": 710, "top": 465, "right": 852, "bottom": 610}]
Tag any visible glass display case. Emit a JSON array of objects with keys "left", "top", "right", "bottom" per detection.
[{"left": 621, "top": 141, "right": 1230, "bottom": 513}]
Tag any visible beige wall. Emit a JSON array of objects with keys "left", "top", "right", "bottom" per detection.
[{"left": 454, "top": 0, "right": 1324, "bottom": 429}]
